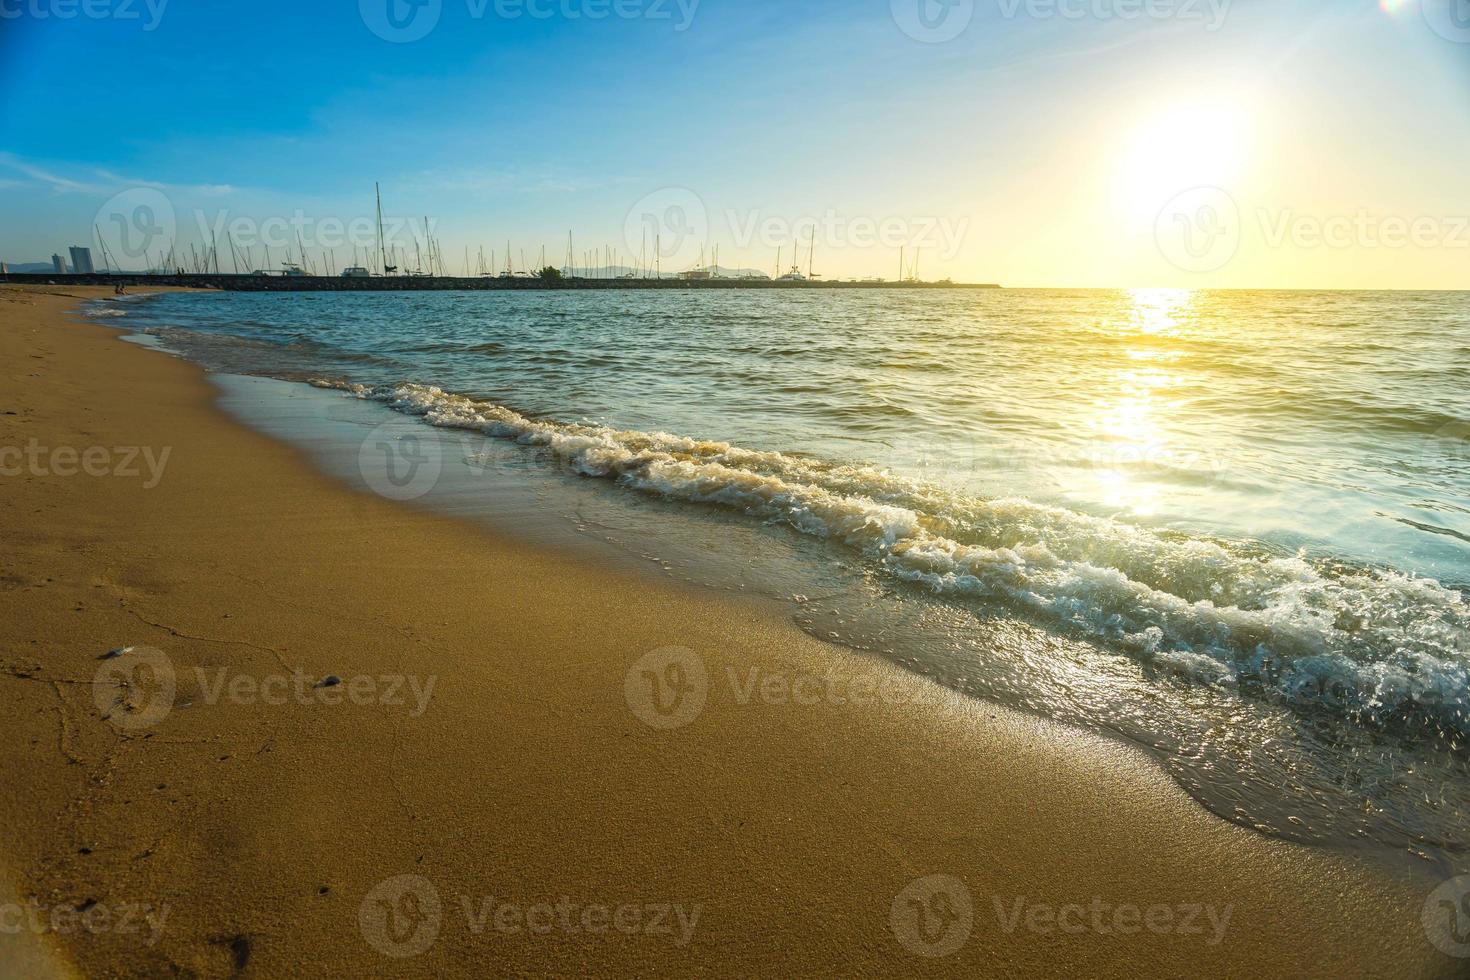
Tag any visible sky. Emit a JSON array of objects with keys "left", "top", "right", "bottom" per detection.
[{"left": 1, "top": 0, "right": 1468, "bottom": 287}]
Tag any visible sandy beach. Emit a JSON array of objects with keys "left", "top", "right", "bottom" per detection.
[{"left": 0, "top": 285, "right": 1457, "bottom": 977}]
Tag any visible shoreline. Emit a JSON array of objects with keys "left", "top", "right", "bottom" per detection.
[
  {"left": 0, "top": 284, "right": 1458, "bottom": 976},
  {"left": 209, "top": 371, "right": 1462, "bottom": 872}
]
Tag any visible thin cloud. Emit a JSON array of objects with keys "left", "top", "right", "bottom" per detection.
[
  {"left": 0, "top": 153, "right": 100, "bottom": 193},
  {"left": 94, "top": 169, "right": 238, "bottom": 197},
  {"left": 0, "top": 153, "right": 240, "bottom": 198}
]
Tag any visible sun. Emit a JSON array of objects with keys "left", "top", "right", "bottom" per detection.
[{"left": 1114, "top": 102, "right": 1251, "bottom": 223}]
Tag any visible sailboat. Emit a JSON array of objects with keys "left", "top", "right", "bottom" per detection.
[
  {"left": 777, "top": 238, "right": 810, "bottom": 280},
  {"left": 375, "top": 183, "right": 398, "bottom": 275}
]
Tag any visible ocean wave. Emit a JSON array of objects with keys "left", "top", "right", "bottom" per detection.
[
  {"left": 141, "top": 326, "right": 391, "bottom": 369},
  {"left": 315, "top": 379, "right": 1470, "bottom": 733},
  {"left": 385, "top": 340, "right": 508, "bottom": 355}
]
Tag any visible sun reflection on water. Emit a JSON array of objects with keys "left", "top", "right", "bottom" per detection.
[
  {"left": 1084, "top": 289, "right": 1199, "bottom": 517},
  {"left": 1126, "top": 287, "right": 1191, "bottom": 336}
]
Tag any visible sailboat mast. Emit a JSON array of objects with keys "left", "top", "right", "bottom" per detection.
[
  {"left": 92, "top": 223, "right": 118, "bottom": 273},
  {"left": 376, "top": 183, "right": 387, "bottom": 275},
  {"left": 421, "top": 217, "right": 433, "bottom": 274}
]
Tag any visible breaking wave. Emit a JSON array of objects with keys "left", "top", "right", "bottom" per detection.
[{"left": 314, "top": 379, "right": 1470, "bottom": 735}]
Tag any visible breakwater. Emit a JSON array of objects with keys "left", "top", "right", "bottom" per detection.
[{"left": 1, "top": 273, "right": 998, "bottom": 292}]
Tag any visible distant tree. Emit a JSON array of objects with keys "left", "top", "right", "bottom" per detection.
[{"left": 538, "top": 266, "right": 564, "bottom": 281}]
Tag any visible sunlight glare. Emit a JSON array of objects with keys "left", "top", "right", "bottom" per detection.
[
  {"left": 1115, "top": 103, "right": 1250, "bottom": 223},
  {"left": 1082, "top": 289, "right": 1199, "bottom": 517},
  {"left": 1125, "top": 287, "right": 1193, "bottom": 336}
]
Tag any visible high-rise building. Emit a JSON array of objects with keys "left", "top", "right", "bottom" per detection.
[
  {"left": 68, "top": 246, "right": 95, "bottom": 274},
  {"left": 52, "top": 254, "right": 67, "bottom": 274}
]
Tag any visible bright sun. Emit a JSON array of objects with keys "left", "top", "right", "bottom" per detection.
[{"left": 1115, "top": 102, "right": 1251, "bottom": 222}]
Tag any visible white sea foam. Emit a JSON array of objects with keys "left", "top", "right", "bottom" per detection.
[{"left": 315, "top": 379, "right": 1470, "bottom": 730}]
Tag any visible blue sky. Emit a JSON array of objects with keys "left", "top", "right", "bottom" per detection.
[{"left": 2, "top": 0, "right": 1468, "bottom": 285}]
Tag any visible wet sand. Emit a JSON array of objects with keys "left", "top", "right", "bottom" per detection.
[{"left": 0, "top": 284, "right": 1456, "bottom": 977}]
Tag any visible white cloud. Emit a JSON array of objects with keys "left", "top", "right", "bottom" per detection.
[{"left": 0, "top": 153, "right": 240, "bottom": 198}]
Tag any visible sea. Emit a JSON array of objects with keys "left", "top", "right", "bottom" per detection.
[{"left": 97, "top": 286, "right": 1470, "bottom": 875}]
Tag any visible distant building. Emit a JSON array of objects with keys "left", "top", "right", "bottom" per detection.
[
  {"left": 52, "top": 254, "right": 67, "bottom": 274},
  {"left": 69, "top": 246, "right": 95, "bottom": 274}
]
